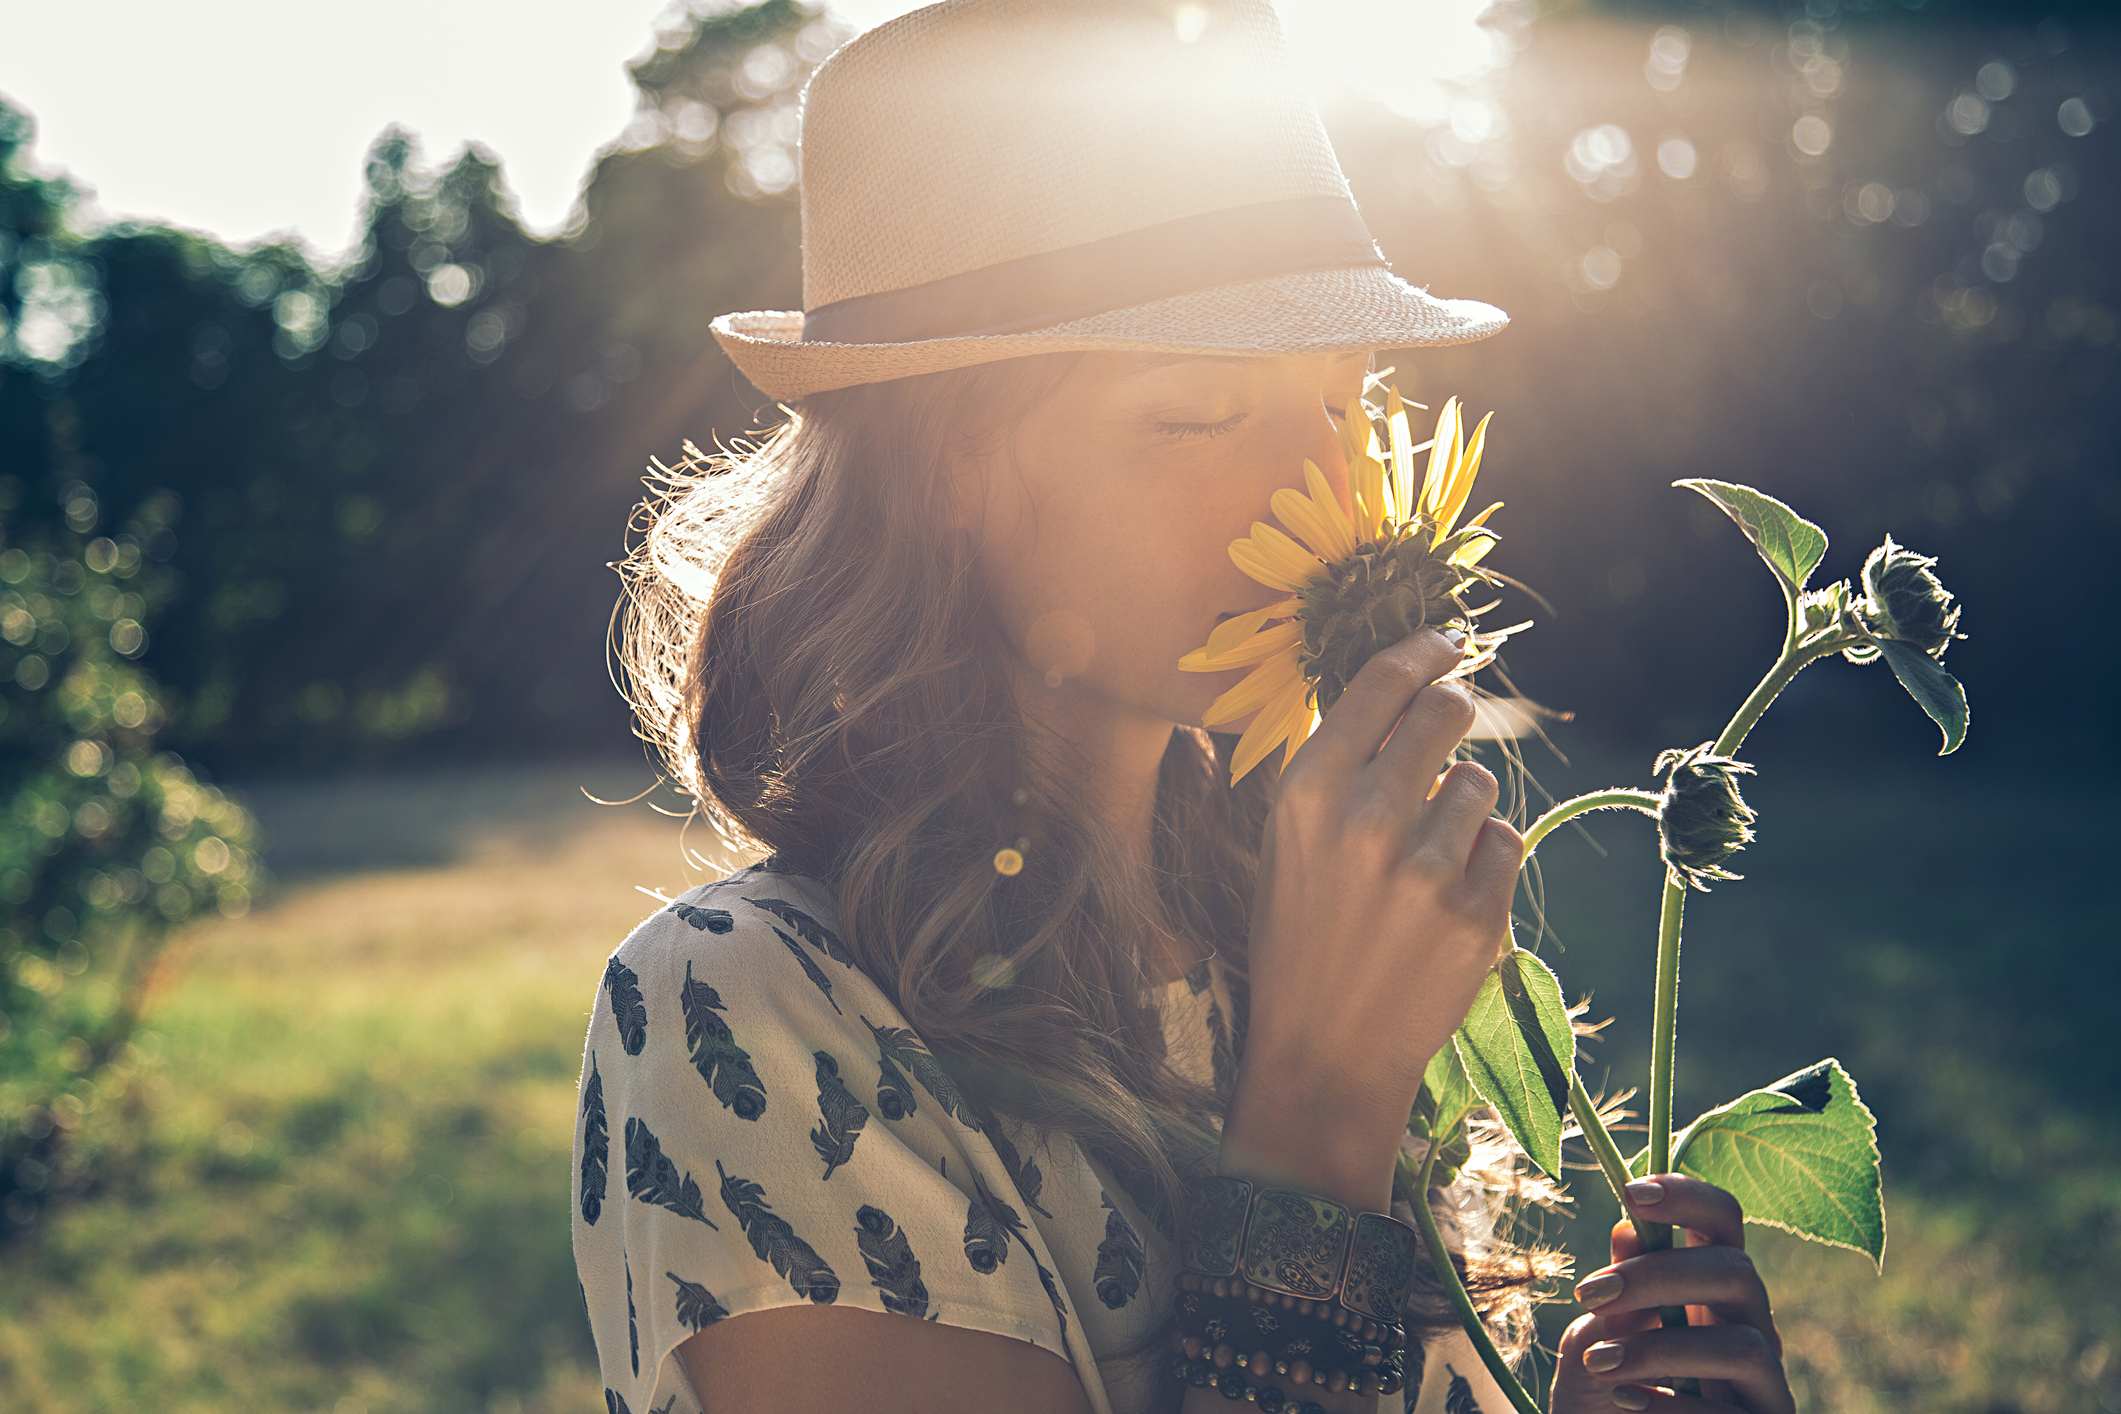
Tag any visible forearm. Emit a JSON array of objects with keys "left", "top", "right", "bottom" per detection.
[{"left": 1186, "top": 1046, "right": 1413, "bottom": 1414}]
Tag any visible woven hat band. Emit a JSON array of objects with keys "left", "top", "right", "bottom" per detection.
[{"left": 801, "top": 195, "right": 1387, "bottom": 345}]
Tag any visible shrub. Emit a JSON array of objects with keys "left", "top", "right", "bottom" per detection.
[{"left": 0, "top": 489, "right": 257, "bottom": 1231}]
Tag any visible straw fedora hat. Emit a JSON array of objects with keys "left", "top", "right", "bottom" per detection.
[{"left": 710, "top": 0, "right": 1507, "bottom": 402}]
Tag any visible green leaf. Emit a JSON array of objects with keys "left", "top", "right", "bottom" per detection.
[
  {"left": 1632, "top": 1060, "right": 1885, "bottom": 1267},
  {"left": 1453, "top": 949, "right": 1575, "bottom": 1178},
  {"left": 1676, "top": 479, "right": 1829, "bottom": 592},
  {"left": 1421, "top": 1039, "right": 1483, "bottom": 1140},
  {"left": 1874, "top": 640, "right": 1969, "bottom": 755}
]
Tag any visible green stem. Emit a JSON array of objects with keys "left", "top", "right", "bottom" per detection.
[
  {"left": 1522, "top": 789, "right": 1661, "bottom": 854},
  {"left": 1412, "top": 1138, "right": 1545, "bottom": 1414},
  {"left": 1567, "top": 1069, "right": 1632, "bottom": 1209},
  {"left": 1641, "top": 869, "right": 1692, "bottom": 1338}
]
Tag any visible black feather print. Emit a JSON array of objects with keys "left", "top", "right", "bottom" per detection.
[
  {"left": 669, "top": 1271, "right": 730, "bottom": 1332},
  {"left": 982, "top": 1118, "right": 1053, "bottom": 1219},
  {"left": 861, "top": 1016, "right": 983, "bottom": 1132},
  {"left": 668, "top": 902, "right": 734, "bottom": 933},
  {"left": 774, "top": 927, "right": 843, "bottom": 1015},
  {"left": 715, "top": 1159, "right": 841, "bottom": 1303},
  {"left": 652, "top": 1400, "right": 676, "bottom": 1414},
  {"left": 963, "top": 1173, "right": 1031, "bottom": 1275},
  {"left": 962, "top": 1189, "right": 1011, "bottom": 1274},
  {"left": 604, "top": 957, "right": 648, "bottom": 1055},
  {"left": 854, "top": 1205, "right": 931, "bottom": 1318},
  {"left": 604, "top": 1391, "right": 630, "bottom": 1414},
  {"left": 622, "top": 1117, "right": 719, "bottom": 1228},
  {"left": 578, "top": 1052, "right": 609, "bottom": 1225},
  {"left": 809, "top": 1050, "right": 869, "bottom": 1180},
  {"left": 1035, "top": 1255, "right": 1074, "bottom": 1363},
  {"left": 741, "top": 895, "right": 853, "bottom": 966},
  {"left": 679, "top": 961, "right": 767, "bottom": 1120},
  {"left": 1445, "top": 1363, "right": 1484, "bottom": 1414},
  {"left": 626, "top": 1255, "right": 639, "bottom": 1376},
  {"left": 1092, "top": 1191, "right": 1146, "bottom": 1310},
  {"left": 874, "top": 1045, "right": 915, "bottom": 1121}
]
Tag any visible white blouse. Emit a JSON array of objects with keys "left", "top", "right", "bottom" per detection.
[{"left": 570, "top": 860, "right": 1510, "bottom": 1414}]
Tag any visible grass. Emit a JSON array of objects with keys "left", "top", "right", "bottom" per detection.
[
  {"left": 0, "top": 756, "right": 2113, "bottom": 1412},
  {"left": 0, "top": 764, "right": 725, "bottom": 1414}
]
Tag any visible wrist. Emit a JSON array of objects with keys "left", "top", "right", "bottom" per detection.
[{"left": 1220, "top": 1049, "right": 1408, "bottom": 1213}]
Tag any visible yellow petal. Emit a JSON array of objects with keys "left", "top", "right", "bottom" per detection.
[
  {"left": 1205, "top": 649, "right": 1303, "bottom": 729},
  {"left": 1230, "top": 523, "right": 1320, "bottom": 590},
  {"left": 1464, "top": 500, "right": 1504, "bottom": 529},
  {"left": 1338, "top": 394, "right": 1369, "bottom": 472},
  {"left": 1279, "top": 695, "right": 1319, "bottom": 768},
  {"left": 1385, "top": 386, "right": 1414, "bottom": 522},
  {"left": 1422, "top": 397, "right": 1462, "bottom": 519},
  {"left": 1436, "top": 411, "right": 1491, "bottom": 541},
  {"left": 1452, "top": 530, "right": 1498, "bottom": 566},
  {"left": 1197, "top": 596, "right": 1302, "bottom": 660},
  {"left": 1353, "top": 451, "right": 1387, "bottom": 541},
  {"left": 1273, "top": 483, "right": 1352, "bottom": 564},
  {"left": 1229, "top": 671, "right": 1313, "bottom": 783},
  {"left": 1295, "top": 459, "right": 1359, "bottom": 559},
  {"left": 1181, "top": 617, "right": 1303, "bottom": 672}
]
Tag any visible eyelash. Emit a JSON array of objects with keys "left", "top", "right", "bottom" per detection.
[
  {"left": 1153, "top": 398, "right": 1357, "bottom": 441},
  {"left": 1156, "top": 414, "right": 1246, "bottom": 441}
]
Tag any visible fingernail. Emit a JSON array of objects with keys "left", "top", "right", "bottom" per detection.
[
  {"left": 1574, "top": 1271, "right": 1624, "bottom": 1308},
  {"left": 1612, "top": 1387, "right": 1651, "bottom": 1411},
  {"left": 1625, "top": 1179, "right": 1666, "bottom": 1205},
  {"left": 1439, "top": 627, "right": 1467, "bottom": 647},
  {"left": 1583, "top": 1341, "right": 1626, "bottom": 1374}
]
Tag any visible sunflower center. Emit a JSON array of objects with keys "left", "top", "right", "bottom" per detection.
[{"left": 1294, "top": 522, "right": 1476, "bottom": 714}]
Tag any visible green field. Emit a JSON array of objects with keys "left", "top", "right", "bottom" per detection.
[{"left": 1, "top": 761, "right": 2113, "bottom": 1413}]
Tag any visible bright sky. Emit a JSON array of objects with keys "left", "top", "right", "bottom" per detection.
[{"left": 0, "top": 0, "right": 1501, "bottom": 258}]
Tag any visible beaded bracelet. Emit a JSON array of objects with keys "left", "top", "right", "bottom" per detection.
[
  {"left": 1170, "top": 1350, "right": 1384, "bottom": 1408},
  {"left": 1172, "top": 1275, "right": 1406, "bottom": 1388}
]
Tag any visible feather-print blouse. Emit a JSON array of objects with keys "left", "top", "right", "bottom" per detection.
[{"left": 570, "top": 860, "right": 1506, "bottom": 1414}]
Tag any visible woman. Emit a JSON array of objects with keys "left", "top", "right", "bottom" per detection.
[{"left": 573, "top": 4, "right": 1796, "bottom": 1413}]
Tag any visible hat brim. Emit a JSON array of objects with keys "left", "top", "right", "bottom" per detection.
[{"left": 711, "top": 265, "right": 1507, "bottom": 402}]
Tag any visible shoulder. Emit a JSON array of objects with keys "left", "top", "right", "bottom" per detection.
[
  {"left": 606, "top": 862, "right": 851, "bottom": 1002},
  {"left": 589, "top": 862, "right": 883, "bottom": 1089}
]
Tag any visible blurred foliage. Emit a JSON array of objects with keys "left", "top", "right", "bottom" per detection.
[
  {"left": 1327, "top": 7, "right": 2116, "bottom": 771},
  {"left": 0, "top": 0, "right": 824, "bottom": 770},
  {"left": 0, "top": 1, "right": 2112, "bottom": 776},
  {"left": 0, "top": 496, "right": 259, "bottom": 1230}
]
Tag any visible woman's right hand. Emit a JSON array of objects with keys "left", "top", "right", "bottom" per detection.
[{"left": 1220, "top": 627, "right": 1522, "bottom": 1211}]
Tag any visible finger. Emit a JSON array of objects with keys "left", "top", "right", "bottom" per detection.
[
  {"left": 1464, "top": 816, "right": 1526, "bottom": 908},
  {"left": 1574, "top": 1326, "right": 1794, "bottom": 1414},
  {"left": 1611, "top": 1219, "right": 1645, "bottom": 1263},
  {"left": 1605, "top": 1384, "right": 1781, "bottom": 1414},
  {"left": 1371, "top": 676, "right": 1478, "bottom": 790},
  {"left": 1407, "top": 759, "right": 1499, "bottom": 864},
  {"left": 1296, "top": 629, "right": 1467, "bottom": 781},
  {"left": 1624, "top": 1175, "right": 1746, "bottom": 1250},
  {"left": 1572, "top": 1244, "right": 1774, "bottom": 1335}
]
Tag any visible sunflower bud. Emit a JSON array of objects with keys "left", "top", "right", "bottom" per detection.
[
  {"left": 1653, "top": 743, "right": 1757, "bottom": 891},
  {"left": 1857, "top": 535, "right": 1961, "bottom": 660}
]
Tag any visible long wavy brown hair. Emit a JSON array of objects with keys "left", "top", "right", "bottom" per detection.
[{"left": 615, "top": 353, "right": 1563, "bottom": 1373}]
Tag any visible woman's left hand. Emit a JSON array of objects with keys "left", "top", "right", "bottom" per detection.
[{"left": 1550, "top": 1175, "right": 1795, "bottom": 1413}]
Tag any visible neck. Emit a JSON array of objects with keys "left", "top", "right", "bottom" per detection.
[
  {"left": 1016, "top": 674, "right": 1171, "bottom": 865},
  {"left": 1014, "top": 674, "right": 1205, "bottom": 984}
]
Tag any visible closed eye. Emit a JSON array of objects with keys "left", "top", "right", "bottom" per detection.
[{"left": 1155, "top": 413, "right": 1246, "bottom": 440}]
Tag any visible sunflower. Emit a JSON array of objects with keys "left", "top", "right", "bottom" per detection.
[{"left": 1180, "top": 389, "right": 1519, "bottom": 782}]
